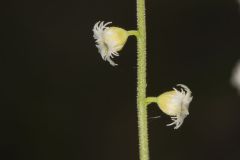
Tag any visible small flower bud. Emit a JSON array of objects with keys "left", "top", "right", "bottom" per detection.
[
  {"left": 93, "top": 21, "right": 129, "bottom": 66},
  {"left": 156, "top": 84, "right": 193, "bottom": 129},
  {"left": 103, "top": 27, "right": 129, "bottom": 52}
]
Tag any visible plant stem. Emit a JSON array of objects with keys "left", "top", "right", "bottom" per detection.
[{"left": 136, "top": 0, "right": 149, "bottom": 160}]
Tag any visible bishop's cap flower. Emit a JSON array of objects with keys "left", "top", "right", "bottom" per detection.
[
  {"left": 156, "top": 84, "right": 193, "bottom": 129},
  {"left": 93, "top": 21, "right": 129, "bottom": 66}
]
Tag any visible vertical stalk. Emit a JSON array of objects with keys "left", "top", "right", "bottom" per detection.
[{"left": 136, "top": 0, "right": 149, "bottom": 160}]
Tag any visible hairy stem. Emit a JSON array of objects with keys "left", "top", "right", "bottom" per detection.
[{"left": 136, "top": 0, "right": 149, "bottom": 160}]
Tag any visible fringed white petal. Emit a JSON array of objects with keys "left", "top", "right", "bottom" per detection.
[
  {"left": 167, "top": 84, "right": 193, "bottom": 129},
  {"left": 93, "top": 21, "right": 119, "bottom": 66}
]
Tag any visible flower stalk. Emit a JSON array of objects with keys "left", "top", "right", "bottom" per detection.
[
  {"left": 136, "top": 0, "right": 149, "bottom": 160},
  {"left": 145, "top": 97, "right": 158, "bottom": 106},
  {"left": 93, "top": 0, "right": 193, "bottom": 159},
  {"left": 127, "top": 30, "right": 139, "bottom": 37}
]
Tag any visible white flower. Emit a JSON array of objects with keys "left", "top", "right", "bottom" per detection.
[
  {"left": 156, "top": 84, "right": 193, "bottom": 129},
  {"left": 231, "top": 60, "right": 240, "bottom": 94},
  {"left": 93, "top": 21, "right": 129, "bottom": 66}
]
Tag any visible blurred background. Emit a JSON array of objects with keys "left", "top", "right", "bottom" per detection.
[{"left": 1, "top": 0, "right": 240, "bottom": 159}]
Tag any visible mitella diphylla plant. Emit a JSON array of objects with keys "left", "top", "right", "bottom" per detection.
[{"left": 92, "top": 0, "right": 193, "bottom": 160}]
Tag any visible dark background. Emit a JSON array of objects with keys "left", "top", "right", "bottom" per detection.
[{"left": 1, "top": 0, "right": 240, "bottom": 160}]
